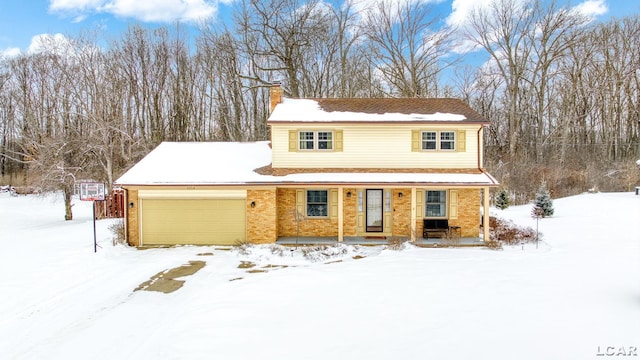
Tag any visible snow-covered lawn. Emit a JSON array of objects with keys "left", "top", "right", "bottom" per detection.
[{"left": 1, "top": 192, "right": 638, "bottom": 360}]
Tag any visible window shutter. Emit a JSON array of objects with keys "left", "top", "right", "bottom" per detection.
[
  {"left": 411, "top": 130, "right": 421, "bottom": 152},
  {"left": 329, "top": 189, "right": 338, "bottom": 218},
  {"left": 416, "top": 190, "right": 424, "bottom": 218},
  {"left": 334, "top": 130, "right": 343, "bottom": 152},
  {"left": 457, "top": 131, "right": 466, "bottom": 152},
  {"left": 289, "top": 130, "right": 298, "bottom": 152},
  {"left": 296, "top": 189, "right": 305, "bottom": 218},
  {"left": 449, "top": 190, "right": 458, "bottom": 219}
]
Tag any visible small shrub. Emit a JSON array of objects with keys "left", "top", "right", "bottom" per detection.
[
  {"left": 109, "top": 219, "right": 126, "bottom": 246},
  {"left": 533, "top": 181, "right": 554, "bottom": 217},
  {"left": 268, "top": 244, "right": 287, "bottom": 256},
  {"left": 494, "top": 188, "right": 511, "bottom": 210},
  {"left": 485, "top": 239, "right": 503, "bottom": 250},
  {"left": 301, "top": 244, "right": 350, "bottom": 261},
  {"left": 489, "top": 216, "right": 538, "bottom": 245},
  {"left": 386, "top": 237, "right": 405, "bottom": 250},
  {"left": 235, "top": 240, "right": 253, "bottom": 255}
]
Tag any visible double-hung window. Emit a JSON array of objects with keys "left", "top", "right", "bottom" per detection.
[
  {"left": 299, "top": 131, "right": 333, "bottom": 151},
  {"left": 307, "top": 190, "right": 328, "bottom": 217},
  {"left": 425, "top": 190, "right": 447, "bottom": 217},
  {"left": 299, "top": 131, "right": 315, "bottom": 150},
  {"left": 422, "top": 131, "right": 437, "bottom": 150},
  {"left": 421, "top": 131, "right": 455, "bottom": 151},
  {"left": 440, "top": 131, "right": 456, "bottom": 150}
]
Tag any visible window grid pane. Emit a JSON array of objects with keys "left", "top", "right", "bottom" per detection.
[
  {"left": 307, "top": 190, "right": 328, "bottom": 217},
  {"left": 422, "top": 131, "right": 436, "bottom": 150},
  {"left": 317, "top": 131, "right": 333, "bottom": 150},
  {"left": 440, "top": 131, "right": 455, "bottom": 150},
  {"left": 299, "top": 132, "right": 314, "bottom": 150},
  {"left": 425, "top": 190, "right": 446, "bottom": 217}
]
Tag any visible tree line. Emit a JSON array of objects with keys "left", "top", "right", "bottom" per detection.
[{"left": 1, "top": 0, "right": 639, "bottom": 218}]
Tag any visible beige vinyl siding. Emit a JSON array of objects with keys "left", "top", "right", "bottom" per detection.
[{"left": 272, "top": 124, "right": 479, "bottom": 169}]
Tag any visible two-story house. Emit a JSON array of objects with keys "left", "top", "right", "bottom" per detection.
[{"left": 115, "top": 84, "right": 498, "bottom": 247}]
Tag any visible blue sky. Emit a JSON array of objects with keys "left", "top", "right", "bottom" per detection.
[{"left": 0, "top": 0, "right": 637, "bottom": 56}]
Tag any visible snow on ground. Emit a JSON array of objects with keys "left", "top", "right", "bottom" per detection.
[{"left": 0, "top": 192, "right": 638, "bottom": 359}]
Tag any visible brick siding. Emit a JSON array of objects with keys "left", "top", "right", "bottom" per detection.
[
  {"left": 126, "top": 189, "right": 139, "bottom": 246},
  {"left": 277, "top": 188, "right": 339, "bottom": 237},
  {"left": 392, "top": 188, "right": 412, "bottom": 236},
  {"left": 247, "top": 189, "right": 278, "bottom": 244}
]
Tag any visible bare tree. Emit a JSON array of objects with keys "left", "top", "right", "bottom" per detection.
[{"left": 361, "top": 0, "right": 455, "bottom": 97}]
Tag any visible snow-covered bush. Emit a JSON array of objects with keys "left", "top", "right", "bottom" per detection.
[
  {"left": 301, "top": 244, "right": 352, "bottom": 261},
  {"left": 108, "top": 219, "right": 126, "bottom": 246},
  {"left": 386, "top": 237, "right": 407, "bottom": 250},
  {"left": 489, "top": 216, "right": 538, "bottom": 245}
]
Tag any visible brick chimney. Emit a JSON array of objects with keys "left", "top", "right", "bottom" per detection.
[{"left": 269, "top": 82, "right": 283, "bottom": 113}]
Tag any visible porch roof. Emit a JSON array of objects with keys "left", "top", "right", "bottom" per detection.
[{"left": 115, "top": 141, "right": 498, "bottom": 187}]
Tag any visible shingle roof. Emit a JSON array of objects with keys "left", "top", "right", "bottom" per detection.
[
  {"left": 268, "top": 97, "right": 488, "bottom": 123},
  {"left": 115, "top": 141, "right": 498, "bottom": 187}
]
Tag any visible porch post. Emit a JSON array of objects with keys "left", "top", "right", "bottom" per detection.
[
  {"left": 483, "top": 187, "right": 490, "bottom": 243},
  {"left": 410, "top": 187, "right": 417, "bottom": 242},
  {"left": 338, "top": 187, "right": 344, "bottom": 242}
]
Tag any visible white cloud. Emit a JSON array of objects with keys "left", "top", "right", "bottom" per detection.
[
  {"left": 49, "top": 0, "right": 218, "bottom": 23},
  {"left": 2, "top": 47, "right": 22, "bottom": 58},
  {"left": 571, "top": 0, "right": 608, "bottom": 18},
  {"left": 27, "top": 33, "right": 75, "bottom": 55},
  {"left": 446, "top": 0, "right": 493, "bottom": 27},
  {"left": 50, "top": 0, "right": 104, "bottom": 12}
]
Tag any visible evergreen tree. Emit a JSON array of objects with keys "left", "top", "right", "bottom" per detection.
[
  {"left": 533, "top": 181, "right": 554, "bottom": 217},
  {"left": 494, "top": 188, "right": 510, "bottom": 210}
]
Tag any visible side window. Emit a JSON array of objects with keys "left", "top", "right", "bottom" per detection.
[
  {"left": 440, "top": 131, "right": 456, "bottom": 150},
  {"left": 317, "top": 131, "right": 333, "bottom": 150},
  {"left": 421, "top": 131, "right": 437, "bottom": 150},
  {"left": 298, "top": 131, "right": 334, "bottom": 151},
  {"left": 299, "top": 131, "right": 315, "bottom": 150},
  {"left": 425, "top": 190, "right": 447, "bottom": 217},
  {"left": 307, "top": 190, "right": 328, "bottom": 217}
]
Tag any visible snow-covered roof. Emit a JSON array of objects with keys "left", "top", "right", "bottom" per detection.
[
  {"left": 268, "top": 98, "right": 488, "bottom": 123},
  {"left": 115, "top": 141, "right": 498, "bottom": 187}
]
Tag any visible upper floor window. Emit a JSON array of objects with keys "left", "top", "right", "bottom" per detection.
[
  {"left": 440, "top": 131, "right": 456, "bottom": 150},
  {"left": 299, "top": 131, "right": 333, "bottom": 150},
  {"left": 299, "top": 131, "right": 315, "bottom": 150},
  {"left": 422, "top": 131, "right": 437, "bottom": 150},
  {"left": 420, "top": 131, "right": 456, "bottom": 151}
]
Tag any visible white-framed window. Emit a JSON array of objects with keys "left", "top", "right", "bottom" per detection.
[
  {"left": 420, "top": 131, "right": 456, "bottom": 151},
  {"left": 299, "top": 131, "right": 333, "bottom": 151},
  {"left": 307, "top": 190, "right": 328, "bottom": 217},
  {"left": 421, "top": 131, "right": 437, "bottom": 150},
  {"left": 440, "top": 131, "right": 456, "bottom": 150},
  {"left": 425, "top": 190, "right": 447, "bottom": 217},
  {"left": 299, "top": 131, "right": 315, "bottom": 150}
]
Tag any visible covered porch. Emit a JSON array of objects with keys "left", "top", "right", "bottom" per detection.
[{"left": 274, "top": 185, "right": 494, "bottom": 245}]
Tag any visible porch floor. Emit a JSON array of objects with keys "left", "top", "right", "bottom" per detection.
[{"left": 276, "top": 236, "right": 485, "bottom": 247}]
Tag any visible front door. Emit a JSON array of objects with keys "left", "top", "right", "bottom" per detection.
[{"left": 366, "top": 189, "right": 383, "bottom": 232}]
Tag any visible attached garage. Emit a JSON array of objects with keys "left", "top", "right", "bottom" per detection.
[{"left": 138, "top": 190, "right": 246, "bottom": 246}]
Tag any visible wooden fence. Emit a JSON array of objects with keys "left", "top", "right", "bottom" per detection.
[{"left": 94, "top": 188, "right": 125, "bottom": 219}]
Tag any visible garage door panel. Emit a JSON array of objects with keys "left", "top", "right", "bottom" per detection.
[{"left": 141, "top": 199, "right": 246, "bottom": 245}]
